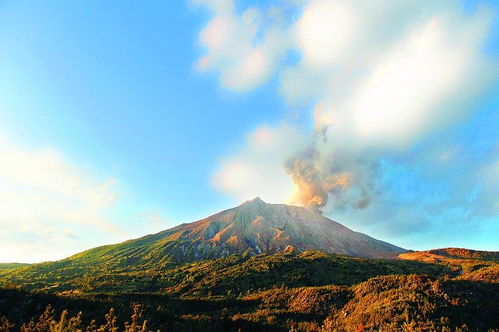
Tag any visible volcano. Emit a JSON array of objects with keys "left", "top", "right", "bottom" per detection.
[
  {"left": 2, "top": 198, "right": 406, "bottom": 281},
  {"left": 154, "top": 197, "right": 405, "bottom": 259}
]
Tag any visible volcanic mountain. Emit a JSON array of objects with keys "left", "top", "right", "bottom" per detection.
[
  {"left": 0, "top": 198, "right": 499, "bottom": 331},
  {"left": 2, "top": 200, "right": 497, "bottom": 331},
  {"left": 148, "top": 197, "right": 405, "bottom": 260},
  {"left": 0, "top": 198, "right": 406, "bottom": 287}
]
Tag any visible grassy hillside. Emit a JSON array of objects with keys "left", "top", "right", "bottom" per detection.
[
  {"left": 160, "top": 251, "right": 449, "bottom": 297},
  {"left": 0, "top": 263, "right": 28, "bottom": 272},
  {"left": 1, "top": 251, "right": 449, "bottom": 294},
  {"left": 1, "top": 249, "right": 497, "bottom": 331},
  {"left": 0, "top": 274, "right": 497, "bottom": 331},
  {"left": 327, "top": 274, "right": 499, "bottom": 331},
  {"left": 399, "top": 248, "right": 499, "bottom": 283},
  {"left": 399, "top": 247, "right": 499, "bottom": 263},
  {"left": 0, "top": 238, "right": 226, "bottom": 290}
]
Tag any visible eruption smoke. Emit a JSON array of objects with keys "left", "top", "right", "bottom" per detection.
[
  {"left": 285, "top": 127, "right": 375, "bottom": 214},
  {"left": 204, "top": 0, "right": 498, "bottom": 239}
]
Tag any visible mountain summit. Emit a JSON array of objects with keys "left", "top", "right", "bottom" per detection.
[{"left": 155, "top": 197, "right": 405, "bottom": 259}]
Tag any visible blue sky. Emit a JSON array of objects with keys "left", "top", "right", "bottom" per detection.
[{"left": 0, "top": 0, "right": 498, "bottom": 262}]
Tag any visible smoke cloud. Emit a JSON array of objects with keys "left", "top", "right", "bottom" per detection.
[
  {"left": 204, "top": 0, "right": 499, "bottom": 247},
  {"left": 285, "top": 128, "right": 375, "bottom": 214},
  {"left": 280, "top": 1, "right": 497, "bottom": 215}
]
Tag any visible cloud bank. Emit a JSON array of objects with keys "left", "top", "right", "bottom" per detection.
[
  {"left": 0, "top": 135, "right": 121, "bottom": 262},
  {"left": 212, "top": 124, "right": 306, "bottom": 203},
  {"left": 196, "top": 0, "right": 499, "bottom": 247}
]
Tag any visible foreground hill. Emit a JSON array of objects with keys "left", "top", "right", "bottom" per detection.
[
  {"left": 399, "top": 248, "right": 499, "bottom": 283},
  {"left": 1, "top": 248, "right": 497, "bottom": 330},
  {"left": 0, "top": 251, "right": 447, "bottom": 294},
  {"left": 399, "top": 247, "right": 499, "bottom": 263},
  {"left": 0, "top": 263, "right": 28, "bottom": 271},
  {"left": 1, "top": 257, "right": 497, "bottom": 331}
]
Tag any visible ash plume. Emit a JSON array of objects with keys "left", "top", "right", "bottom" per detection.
[{"left": 285, "top": 130, "right": 376, "bottom": 214}]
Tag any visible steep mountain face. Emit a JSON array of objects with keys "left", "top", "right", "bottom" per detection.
[{"left": 157, "top": 197, "right": 405, "bottom": 259}]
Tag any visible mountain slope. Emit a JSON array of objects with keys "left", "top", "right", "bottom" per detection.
[
  {"left": 399, "top": 247, "right": 499, "bottom": 263},
  {"left": 2, "top": 271, "right": 498, "bottom": 331},
  {"left": 399, "top": 247, "right": 499, "bottom": 283},
  {"left": 2, "top": 251, "right": 450, "bottom": 294},
  {"left": 0, "top": 263, "right": 28, "bottom": 271},
  {"left": 1, "top": 198, "right": 406, "bottom": 290},
  {"left": 156, "top": 197, "right": 404, "bottom": 258}
]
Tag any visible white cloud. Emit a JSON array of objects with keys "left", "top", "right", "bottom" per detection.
[
  {"left": 321, "top": 11, "right": 495, "bottom": 149},
  {"left": 294, "top": 0, "right": 359, "bottom": 68},
  {"left": 212, "top": 124, "right": 306, "bottom": 203},
  {"left": 202, "top": 0, "right": 499, "bottom": 244},
  {"left": 194, "top": 0, "right": 291, "bottom": 91},
  {"left": 196, "top": 1, "right": 496, "bottom": 142},
  {"left": 0, "top": 135, "right": 121, "bottom": 262}
]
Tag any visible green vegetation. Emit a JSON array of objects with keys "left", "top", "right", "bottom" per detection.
[
  {"left": 0, "top": 250, "right": 497, "bottom": 331},
  {"left": 399, "top": 248, "right": 499, "bottom": 283},
  {"left": 160, "top": 251, "right": 450, "bottom": 297},
  {"left": 0, "top": 251, "right": 449, "bottom": 294},
  {"left": 329, "top": 274, "right": 498, "bottom": 331},
  {"left": 0, "top": 274, "right": 497, "bottom": 331},
  {"left": 0, "top": 263, "right": 29, "bottom": 272}
]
